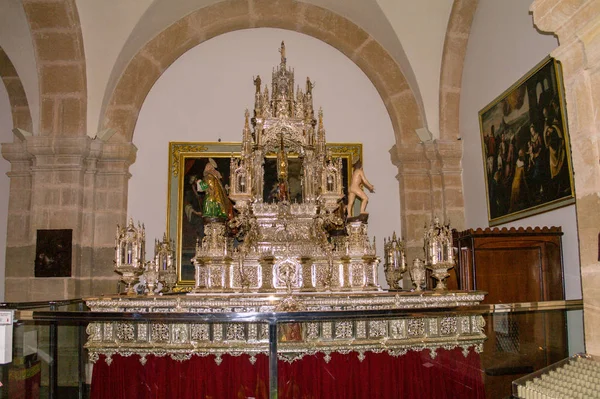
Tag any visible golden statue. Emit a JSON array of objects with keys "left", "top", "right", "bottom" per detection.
[{"left": 276, "top": 135, "right": 290, "bottom": 202}]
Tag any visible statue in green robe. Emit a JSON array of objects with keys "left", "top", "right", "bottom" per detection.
[{"left": 196, "top": 158, "right": 231, "bottom": 219}]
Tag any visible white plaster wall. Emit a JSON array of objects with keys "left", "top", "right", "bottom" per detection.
[
  {"left": 0, "top": 80, "right": 12, "bottom": 301},
  {"left": 461, "top": 0, "right": 581, "bottom": 300},
  {"left": 76, "top": 0, "right": 153, "bottom": 134},
  {"left": 460, "top": 0, "right": 585, "bottom": 354},
  {"left": 0, "top": 0, "right": 39, "bottom": 135},
  {"left": 461, "top": 0, "right": 583, "bottom": 355},
  {"left": 376, "top": 0, "right": 454, "bottom": 137},
  {"left": 129, "top": 28, "right": 399, "bottom": 286}
]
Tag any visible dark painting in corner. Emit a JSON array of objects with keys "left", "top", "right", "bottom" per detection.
[
  {"left": 35, "top": 229, "right": 72, "bottom": 277},
  {"left": 479, "top": 57, "right": 574, "bottom": 226}
]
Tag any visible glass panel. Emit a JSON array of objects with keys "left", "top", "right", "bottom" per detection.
[
  {"left": 481, "top": 308, "right": 583, "bottom": 399},
  {"left": 0, "top": 300, "right": 584, "bottom": 399},
  {"left": 2, "top": 323, "right": 46, "bottom": 399}
]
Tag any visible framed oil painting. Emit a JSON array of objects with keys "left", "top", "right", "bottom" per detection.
[
  {"left": 478, "top": 57, "right": 574, "bottom": 226},
  {"left": 167, "top": 142, "right": 362, "bottom": 285},
  {"left": 35, "top": 229, "right": 72, "bottom": 277}
]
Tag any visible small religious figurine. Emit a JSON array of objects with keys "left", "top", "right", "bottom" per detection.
[
  {"left": 306, "top": 77, "right": 313, "bottom": 94},
  {"left": 277, "top": 179, "right": 289, "bottom": 202},
  {"left": 279, "top": 41, "right": 286, "bottom": 63},
  {"left": 253, "top": 75, "right": 261, "bottom": 94},
  {"left": 196, "top": 158, "right": 231, "bottom": 219},
  {"left": 347, "top": 159, "right": 375, "bottom": 218},
  {"left": 276, "top": 135, "right": 290, "bottom": 202}
]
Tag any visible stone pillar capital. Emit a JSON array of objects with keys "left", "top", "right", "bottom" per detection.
[
  {"left": 1, "top": 140, "right": 32, "bottom": 164},
  {"left": 530, "top": 0, "right": 569, "bottom": 35},
  {"left": 97, "top": 142, "right": 137, "bottom": 174},
  {"left": 389, "top": 143, "right": 430, "bottom": 174},
  {"left": 530, "top": 0, "right": 600, "bottom": 43},
  {"left": 99, "top": 142, "right": 137, "bottom": 164},
  {"left": 434, "top": 139, "right": 463, "bottom": 171},
  {"left": 24, "top": 135, "right": 95, "bottom": 170}
]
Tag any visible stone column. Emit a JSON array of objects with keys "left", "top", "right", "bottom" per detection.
[
  {"left": 391, "top": 143, "right": 432, "bottom": 264},
  {"left": 84, "top": 142, "right": 137, "bottom": 296},
  {"left": 436, "top": 140, "right": 465, "bottom": 231},
  {"left": 391, "top": 139, "right": 465, "bottom": 286},
  {"left": 1, "top": 136, "right": 136, "bottom": 301},
  {"left": 2, "top": 136, "right": 93, "bottom": 300},
  {"left": 531, "top": 0, "right": 600, "bottom": 356},
  {"left": 1, "top": 141, "right": 34, "bottom": 301}
]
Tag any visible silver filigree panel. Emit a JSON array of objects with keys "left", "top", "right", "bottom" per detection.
[
  {"left": 259, "top": 324, "right": 269, "bottom": 341},
  {"left": 350, "top": 263, "right": 365, "bottom": 287},
  {"left": 390, "top": 320, "right": 406, "bottom": 339},
  {"left": 460, "top": 317, "right": 470, "bottom": 334},
  {"left": 172, "top": 324, "right": 188, "bottom": 343},
  {"left": 369, "top": 321, "right": 387, "bottom": 338},
  {"left": 103, "top": 323, "right": 114, "bottom": 340},
  {"left": 440, "top": 318, "right": 457, "bottom": 335},
  {"left": 87, "top": 323, "right": 102, "bottom": 342},
  {"left": 306, "top": 323, "right": 319, "bottom": 340},
  {"left": 137, "top": 324, "right": 148, "bottom": 341},
  {"left": 208, "top": 266, "right": 224, "bottom": 288},
  {"left": 322, "top": 322, "right": 332, "bottom": 339},
  {"left": 116, "top": 323, "right": 135, "bottom": 342},
  {"left": 335, "top": 321, "right": 353, "bottom": 339},
  {"left": 248, "top": 324, "right": 258, "bottom": 342},
  {"left": 407, "top": 319, "right": 425, "bottom": 337},
  {"left": 151, "top": 323, "right": 170, "bottom": 342},
  {"left": 226, "top": 323, "right": 246, "bottom": 341},
  {"left": 213, "top": 324, "right": 223, "bottom": 341},
  {"left": 356, "top": 321, "right": 367, "bottom": 339},
  {"left": 191, "top": 324, "right": 209, "bottom": 341},
  {"left": 428, "top": 319, "right": 438, "bottom": 335}
]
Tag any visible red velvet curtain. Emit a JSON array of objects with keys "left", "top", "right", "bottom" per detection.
[{"left": 91, "top": 349, "right": 485, "bottom": 399}]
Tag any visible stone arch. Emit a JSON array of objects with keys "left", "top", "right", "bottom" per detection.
[
  {"left": 0, "top": 46, "right": 33, "bottom": 132},
  {"left": 439, "top": 0, "right": 479, "bottom": 141},
  {"left": 22, "top": 0, "right": 86, "bottom": 136},
  {"left": 101, "top": 0, "right": 423, "bottom": 146}
]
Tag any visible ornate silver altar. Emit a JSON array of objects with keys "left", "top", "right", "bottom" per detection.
[
  {"left": 88, "top": 43, "right": 486, "bottom": 366},
  {"left": 192, "top": 42, "right": 374, "bottom": 293}
]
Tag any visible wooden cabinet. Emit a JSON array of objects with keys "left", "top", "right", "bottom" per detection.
[
  {"left": 453, "top": 226, "right": 564, "bottom": 303},
  {"left": 453, "top": 227, "right": 567, "bottom": 399}
]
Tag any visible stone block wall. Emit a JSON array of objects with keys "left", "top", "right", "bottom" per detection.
[
  {"left": 531, "top": 0, "right": 600, "bottom": 356},
  {"left": 1, "top": 137, "right": 135, "bottom": 301}
]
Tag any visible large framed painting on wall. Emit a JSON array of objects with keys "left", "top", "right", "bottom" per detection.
[
  {"left": 167, "top": 142, "right": 362, "bottom": 285},
  {"left": 478, "top": 57, "right": 574, "bottom": 226}
]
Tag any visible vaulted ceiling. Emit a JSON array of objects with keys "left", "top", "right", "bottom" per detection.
[{"left": 0, "top": 0, "right": 459, "bottom": 137}]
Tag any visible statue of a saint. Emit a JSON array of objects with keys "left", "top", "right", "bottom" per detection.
[
  {"left": 276, "top": 136, "right": 290, "bottom": 202},
  {"left": 306, "top": 77, "right": 313, "bottom": 94},
  {"left": 347, "top": 160, "right": 374, "bottom": 218},
  {"left": 253, "top": 75, "right": 261, "bottom": 94},
  {"left": 277, "top": 140, "right": 288, "bottom": 182},
  {"left": 196, "top": 158, "right": 231, "bottom": 219},
  {"left": 279, "top": 41, "right": 286, "bottom": 63}
]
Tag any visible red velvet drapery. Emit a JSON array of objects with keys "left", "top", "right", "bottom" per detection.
[{"left": 91, "top": 349, "right": 485, "bottom": 399}]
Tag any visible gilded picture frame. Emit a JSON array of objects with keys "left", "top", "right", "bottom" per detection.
[
  {"left": 167, "top": 141, "right": 362, "bottom": 285},
  {"left": 478, "top": 57, "right": 574, "bottom": 226}
]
